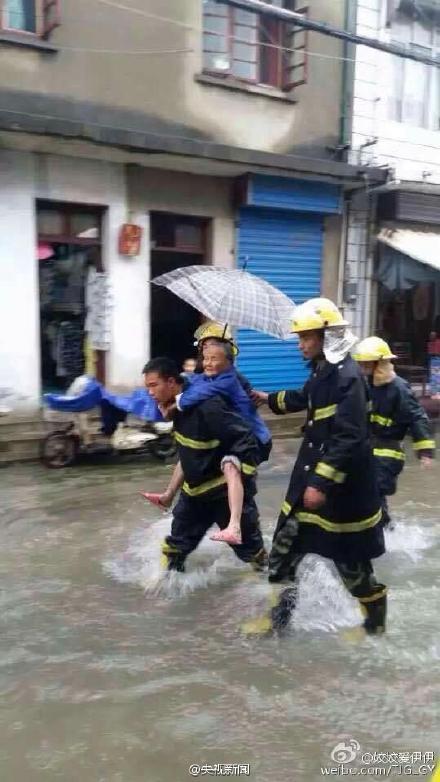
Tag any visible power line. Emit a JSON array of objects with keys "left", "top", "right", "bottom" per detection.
[
  {"left": 0, "top": 8, "right": 366, "bottom": 63},
  {"left": 54, "top": 46, "right": 194, "bottom": 55},
  {"left": 94, "top": 0, "right": 196, "bottom": 31},
  {"left": 217, "top": 0, "right": 440, "bottom": 68},
  {"left": 3, "top": 0, "right": 438, "bottom": 66}
]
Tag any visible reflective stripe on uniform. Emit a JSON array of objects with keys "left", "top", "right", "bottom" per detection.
[
  {"left": 281, "top": 500, "right": 292, "bottom": 516},
  {"left": 373, "top": 448, "right": 405, "bottom": 461},
  {"left": 242, "top": 463, "right": 257, "bottom": 476},
  {"left": 315, "top": 461, "right": 346, "bottom": 484},
  {"left": 276, "top": 391, "right": 286, "bottom": 413},
  {"left": 175, "top": 432, "right": 220, "bottom": 450},
  {"left": 430, "top": 761, "right": 440, "bottom": 781},
  {"left": 413, "top": 439, "right": 435, "bottom": 451},
  {"left": 161, "top": 541, "right": 180, "bottom": 555},
  {"left": 314, "top": 404, "right": 337, "bottom": 422},
  {"left": 370, "top": 413, "right": 393, "bottom": 427},
  {"left": 182, "top": 475, "right": 226, "bottom": 497},
  {"left": 296, "top": 508, "right": 382, "bottom": 534},
  {"left": 358, "top": 587, "right": 387, "bottom": 604}
]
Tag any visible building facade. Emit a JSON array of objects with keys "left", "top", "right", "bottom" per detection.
[
  {"left": 0, "top": 0, "right": 386, "bottom": 409},
  {"left": 343, "top": 0, "right": 440, "bottom": 383}
]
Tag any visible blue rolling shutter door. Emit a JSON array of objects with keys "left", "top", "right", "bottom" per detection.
[{"left": 237, "top": 208, "right": 322, "bottom": 391}]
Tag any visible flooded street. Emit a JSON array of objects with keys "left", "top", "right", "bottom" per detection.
[{"left": 0, "top": 440, "right": 439, "bottom": 782}]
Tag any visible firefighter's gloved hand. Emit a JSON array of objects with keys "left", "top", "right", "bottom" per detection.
[{"left": 303, "top": 487, "right": 326, "bottom": 510}]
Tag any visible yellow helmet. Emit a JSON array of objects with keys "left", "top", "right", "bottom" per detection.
[
  {"left": 194, "top": 321, "right": 239, "bottom": 356},
  {"left": 291, "top": 298, "right": 348, "bottom": 333},
  {"left": 353, "top": 336, "right": 397, "bottom": 362}
]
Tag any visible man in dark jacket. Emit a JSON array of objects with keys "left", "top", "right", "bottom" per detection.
[
  {"left": 253, "top": 298, "right": 386, "bottom": 636},
  {"left": 143, "top": 357, "right": 267, "bottom": 573},
  {"left": 353, "top": 336, "right": 435, "bottom": 529}
]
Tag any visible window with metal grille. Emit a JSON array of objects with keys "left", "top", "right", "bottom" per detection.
[
  {"left": 1, "top": 0, "right": 59, "bottom": 38},
  {"left": 202, "top": 0, "right": 308, "bottom": 91}
]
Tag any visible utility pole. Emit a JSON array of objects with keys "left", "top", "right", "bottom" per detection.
[{"left": 216, "top": 0, "right": 440, "bottom": 68}]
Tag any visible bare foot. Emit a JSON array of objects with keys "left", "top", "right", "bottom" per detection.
[{"left": 211, "top": 528, "right": 242, "bottom": 545}]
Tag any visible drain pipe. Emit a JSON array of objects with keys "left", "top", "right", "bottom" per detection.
[
  {"left": 337, "top": 199, "right": 348, "bottom": 310},
  {"left": 363, "top": 179, "right": 378, "bottom": 336},
  {"left": 337, "top": 0, "right": 356, "bottom": 312}
]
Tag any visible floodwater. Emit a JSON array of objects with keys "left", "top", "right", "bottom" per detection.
[{"left": 0, "top": 440, "right": 439, "bottom": 782}]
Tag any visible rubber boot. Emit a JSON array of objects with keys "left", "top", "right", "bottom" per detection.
[
  {"left": 271, "top": 587, "right": 297, "bottom": 634},
  {"left": 161, "top": 542, "right": 186, "bottom": 573},
  {"left": 381, "top": 500, "right": 395, "bottom": 531},
  {"left": 362, "top": 594, "right": 387, "bottom": 635},
  {"left": 268, "top": 517, "right": 299, "bottom": 583},
  {"left": 250, "top": 547, "right": 269, "bottom": 573},
  {"left": 241, "top": 587, "right": 278, "bottom": 636}
]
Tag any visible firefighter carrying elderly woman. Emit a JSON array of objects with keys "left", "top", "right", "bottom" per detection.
[
  {"left": 142, "top": 319, "right": 271, "bottom": 572},
  {"left": 250, "top": 297, "right": 387, "bottom": 637}
]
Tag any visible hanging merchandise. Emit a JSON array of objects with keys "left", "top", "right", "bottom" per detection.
[
  {"left": 56, "top": 321, "right": 84, "bottom": 380},
  {"left": 429, "top": 356, "right": 440, "bottom": 396},
  {"left": 85, "top": 268, "right": 113, "bottom": 351},
  {"left": 39, "top": 260, "right": 55, "bottom": 309},
  {"left": 37, "top": 242, "right": 54, "bottom": 261},
  {"left": 412, "top": 283, "right": 430, "bottom": 321},
  {"left": 84, "top": 336, "right": 97, "bottom": 377}
]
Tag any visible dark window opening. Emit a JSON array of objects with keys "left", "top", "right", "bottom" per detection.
[
  {"left": 37, "top": 202, "right": 106, "bottom": 392},
  {"left": 150, "top": 213, "right": 208, "bottom": 370}
]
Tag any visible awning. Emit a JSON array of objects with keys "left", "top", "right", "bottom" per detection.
[{"left": 377, "top": 227, "right": 440, "bottom": 273}]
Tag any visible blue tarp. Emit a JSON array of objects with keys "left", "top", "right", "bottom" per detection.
[{"left": 44, "top": 378, "right": 163, "bottom": 422}]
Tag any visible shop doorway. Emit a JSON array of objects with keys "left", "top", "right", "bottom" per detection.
[
  {"left": 377, "top": 281, "right": 438, "bottom": 366},
  {"left": 150, "top": 213, "right": 208, "bottom": 370},
  {"left": 37, "top": 202, "right": 106, "bottom": 393}
]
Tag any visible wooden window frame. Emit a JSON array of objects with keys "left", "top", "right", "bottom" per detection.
[
  {"left": 202, "top": 1, "right": 307, "bottom": 92},
  {"left": 0, "top": 0, "right": 59, "bottom": 39},
  {"left": 150, "top": 212, "right": 209, "bottom": 256},
  {"left": 37, "top": 201, "right": 104, "bottom": 257}
]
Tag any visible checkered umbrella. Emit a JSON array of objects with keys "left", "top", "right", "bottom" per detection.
[{"left": 152, "top": 265, "right": 296, "bottom": 339}]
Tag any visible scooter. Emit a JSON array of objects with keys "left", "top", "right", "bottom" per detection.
[{"left": 41, "top": 376, "right": 176, "bottom": 468}]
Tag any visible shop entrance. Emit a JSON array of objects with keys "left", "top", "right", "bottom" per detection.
[
  {"left": 150, "top": 213, "right": 208, "bottom": 371},
  {"left": 37, "top": 202, "right": 106, "bottom": 393},
  {"left": 377, "top": 282, "right": 438, "bottom": 367}
]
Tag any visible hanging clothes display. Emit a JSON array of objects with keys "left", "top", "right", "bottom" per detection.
[
  {"left": 39, "top": 245, "right": 101, "bottom": 391},
  {"left": 85, "top": 268, "right": 112, "bottom": 351}
]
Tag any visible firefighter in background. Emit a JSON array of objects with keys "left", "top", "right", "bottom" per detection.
[
  {"left": 353, "top": 336, "right": 435, "bottom": 530},
  {"left": 251, "top": 298, "right": 387, "bottom": 636}
]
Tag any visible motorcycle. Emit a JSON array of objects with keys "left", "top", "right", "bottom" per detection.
[{"left": 41, "top": 376, "right": 176, "bottom": 468}]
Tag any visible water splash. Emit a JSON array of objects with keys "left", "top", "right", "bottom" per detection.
[
  {"left": 384, "top": 518, "right": 436, "bottom": 561},
  {"left": 292, "top": 557, "right": 362, "bottom": 632},
  {"left": 103, "top": 514, "right": 248, "bottom": 598}
]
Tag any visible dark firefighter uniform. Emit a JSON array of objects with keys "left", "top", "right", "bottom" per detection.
[
  {"left": 162, "top": 394, "right": 266, "bottom": 572},
  {"left": 368, "top": 375, "right": 435, "bottom": 525},
  {"left": 268, "top": 355, "right": 387, "bottom": 634}
]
